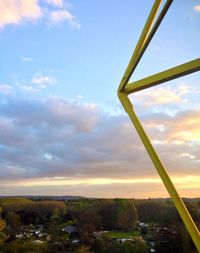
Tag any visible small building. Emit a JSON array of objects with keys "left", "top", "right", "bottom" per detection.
[
  {"left": 93, "top": 231, "right": 109, "bottom": 238},
  {"left": 71, "top": 239, "right": 79, "bottom": 245},
  {"left": 116, "top": 238, "right": 134, "bottom": 244},
  {"left": 62, "top": 225, "right": 77, "bottom": 234},
  {"left": 16, "top": 233, "right": 24, "bottom": 239}
]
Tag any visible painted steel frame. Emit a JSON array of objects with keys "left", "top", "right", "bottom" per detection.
[{"left": 117, "top": 0, "right": 200, "bottom": 251}]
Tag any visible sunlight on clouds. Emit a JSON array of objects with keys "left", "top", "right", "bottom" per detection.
[
  {"left": 194, "top": 5, "right": 200, "bottom": 11},
  {"left": 0, "top": 84, "right": 13, "bottom": 94},
  {"left": 0, "top": 96, "right": 199, "bottom": 197},
  {"left": 180, "top": 153, "right": 195, "bottom": 160},
  {"left": 0, "top": 0, "right": 41, "bottom": 29},
  {"left": 173, "top": 176, "right": 200, "bottom": 190},
  {"left": 3, "top": 177, "right": 162, "bottom": 187},
  {"left": 150, "top": 88, "right": 180, "bottom": 104},
  {"left": 46, "top": 0, "right": 64, "bottom": 8},
  {"left": 152, "top": 140, "right": 167, "bottom": 145},
  {"left": 6, "top": 175, "right": 200, "bottom": 189},
  {"left": 1, "top": 175, "right": 199, "bottom": 198},
  {"left": 133, "top": 84, "right": 191, "bottom": 107},
  {"left": 176, "top": 116, "right": 200, "bottom": 141},
  {"left": 0, "top": 0, "right": 80, "bottom": 30},
  {"left": 185, "top": 118, "right": 200, "bottom": 126},
  {"left": 49, "top": 10, "right": 81, "bottom": 29},
  {"left": 175, "top": 130, "right": 200, "bottom": 142}
]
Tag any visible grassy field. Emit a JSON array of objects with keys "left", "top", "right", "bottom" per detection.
[{"left": 103, "top": 231, "right": 139, "bottom": 239}]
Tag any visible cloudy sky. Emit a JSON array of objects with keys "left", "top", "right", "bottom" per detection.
[{"left": 0, "top": 0, "right": 200, "bottom": 198}]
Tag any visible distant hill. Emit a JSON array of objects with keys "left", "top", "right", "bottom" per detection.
[{"left": 0, "top": 195, "right": 85, "bottom": 201}]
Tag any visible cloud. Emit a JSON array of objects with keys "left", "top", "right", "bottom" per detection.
[
  {"left": 0, "top": 95, "right": 200, "bottom": 182},
  {"left": 20, "top": 85, "right": 39, "bottom": 93},
  {"left": 0, "top": 0, "right": 80, "bottom": 30},
  {"left": 0, "top": 175, "right": 200, "bottom": 198},
  {"left": 194, "top": 5, "right": 200, "bottom": 11},
  {"left": 45, "top": 0, "right": 64, "bottom": 8},
  {"left": 31, "top": 74, "right": 56, "bottom": 88},
  {"left": 132, "top": 84, "right": 191, "bottom": 107},
  {"left": 21, "top": 57, "right": 33, "bottom": 62},
  {"left": 0, "top": 0, "right": 42, "bottom": 29},
  {"left": 0, "top": 84, "right": 13, "bottom": 94},
  {"left": 49, "top": 10, "right": 81, "bottom": 29},
  {"left": 0, "top": 94, "right": 199, "bottom": 197}
]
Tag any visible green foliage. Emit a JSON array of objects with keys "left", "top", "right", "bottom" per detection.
[
  {"left": 75, "top": 245, "right": 94, "bottom": 253},
  {"left": 103, "top": 231, "right": 139, "bottom": 239},
  {"left": 105, "top": 240, "right": 147, "bottom": 253},
  {"left": 0, "top": 207, "right": 7, "bottom": 246},
  {"left": 129, "top": 239, "right": 148, "bottom": 253},
  {"left": 92, "top": 239, "right": 104, "bottom": 253},
  {"left": 135, "top": 199, "right": 181, "bottom": 225},
  {"left": 0, "top": 198, "right": 199, "bottom": 253},
  {"left": 1, "top": 240, "right": 47, "bottom": 253},
  {"left": 1, "top": 199, "right": 66, "bottom": 225},
  {"left": 5, "top": 211, "right": 21, "bottom": 228},
  {"left": 99, "top": 199, "right": 138, "bottom": 231},
  {"left": 178, "top": 226, "right": 198, "bottom": 253}
]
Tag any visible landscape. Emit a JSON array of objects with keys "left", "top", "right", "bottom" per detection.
[
  {"left": 1, "top": 0, "right": 200, "bottom": 252},
  {"left": 0, "top": 196, "right": 199, "bottom": 253}
]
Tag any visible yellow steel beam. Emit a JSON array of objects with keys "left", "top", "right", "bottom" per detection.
[
  {"left": 118, "top": 0, "right": 162, "bottom": 92},
  {"left": 125, "top": 58, "right": 200, "bottom": 94},
  {"left": 119, "top": 0, "right": 173, "bottom": 93},
  {"left": 117, "top": 0, "right": 200, "bottom": 252},
  {"left": 118, "top": 92, "right": 200, "bottom": 252}
]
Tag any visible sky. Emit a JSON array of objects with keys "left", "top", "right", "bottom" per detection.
[{"left": 0, "top": 0, "right": 200, "bottom": 198}]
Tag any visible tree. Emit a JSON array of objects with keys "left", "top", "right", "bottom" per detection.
[
  {"left": 75, "top": 245, "right": 94, "bottom": 253},
  {"left": 1, "top": 240, "right": 47, "bottom": 253},
  {"left": 99, "top": 199, "right": 138, "bottom": 231},
  {"left": 78, "top": 207, "right": 102, "bottom": 243},
  {"left": 0, "top": 207, "right": 7, "bottom": 246},
  {"left": 92, "top": 239, "right": 104, "bottom": 253},
  {"left": 5, "top": 212, "right": 20, "bottom": 228},
  {"left": 130, "top": 239, "right": 148, "bottom": 253}
]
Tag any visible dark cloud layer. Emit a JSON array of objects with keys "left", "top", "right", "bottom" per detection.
[{"left": 0, "top": 96, "right": 200, "bottom": 184}]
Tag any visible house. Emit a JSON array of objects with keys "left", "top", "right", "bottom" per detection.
[
  {"left": 36, "top": 225, "right": 44, "bottom": 230},
  {"left": 71, "top": 239, "right": 79, "bottom": 245},
  {"left": 62, "top": 225, "right": 77, "bottom": 234},
  {"left": 139, "top": 222, "right": 149, "bottom": 228},
  {"left": 92, "top": 231, "right": 109, "bottom": 238},
  {"left": 16, "top": 233, "right": 24, "bottom": 239},
  {"left": 116, "top": 238, "right": 134, "bottom": 243}
]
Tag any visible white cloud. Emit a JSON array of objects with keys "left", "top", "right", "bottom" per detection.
[
  {"left": 0, "top": 0, "right": 42, "bottom": 29},
  {"left": 0, "top": 84, "right": 13, "bottom": 94},
  {"left": 0, "top": 94, "right": 200, "bottom": 197},
  {"left": 21, "top": 56, "right": 33, "bottom": 62},
  {"left": 31, "top": 74, "right": 56, "bottom": 88},
  {"left": 0, "top": 0, "right": 81, "bottom": 30},
  {"left": 180, "top": 153, "right": 195, "bottom": 160},
  {"left": 132, "top": 84, "right": 191, "bottom": 107},
  {"left": 194, "top": 5, "right": 200, "bottom": 11},
  {"left": 45, "top": 0, "right": 64, "bottom": 8},
  {"left": 49, "top": 10, "right": 81, "bottom": 29},
  {"left": 21, "top": 85, "right": 39, "bottom": 93}
]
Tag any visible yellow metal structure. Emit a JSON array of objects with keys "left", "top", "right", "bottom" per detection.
[{"left": 117, "top": 0, "right": 200, "bottom": 251}]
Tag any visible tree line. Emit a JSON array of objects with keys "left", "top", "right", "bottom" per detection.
[{"left": 0, "top": 197, "right": 199, "bottom": 253}]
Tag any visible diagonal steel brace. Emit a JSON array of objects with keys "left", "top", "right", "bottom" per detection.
[{"left": 117, "top": 0, "right": 200, "bottom": 251}]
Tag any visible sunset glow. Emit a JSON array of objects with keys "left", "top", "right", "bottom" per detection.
[{"left": 0, "top": 0, "right": 199, "bottom": 198}]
